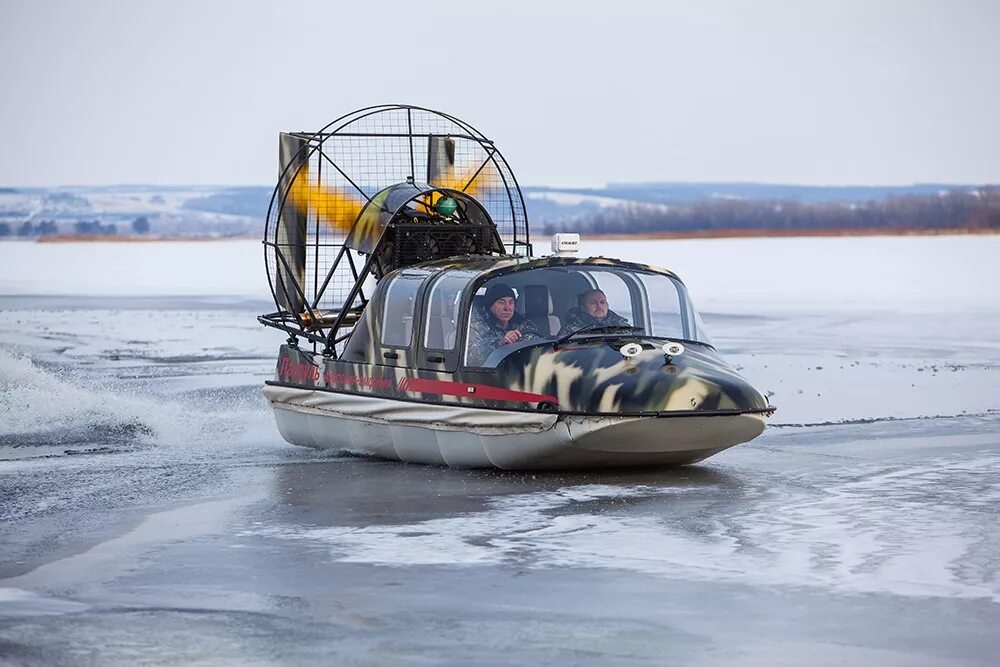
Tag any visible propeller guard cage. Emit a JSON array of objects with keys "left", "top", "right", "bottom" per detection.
[{"left": 260, "top": 105, "right": 530, "bottom": 353}]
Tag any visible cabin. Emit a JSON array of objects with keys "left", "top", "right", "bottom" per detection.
[{"left": 340, "top": 255, "right": 712, "bottom": 372}]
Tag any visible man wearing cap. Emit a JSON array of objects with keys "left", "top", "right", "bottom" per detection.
[{"left": 467, "top": 282, "right": 541, "bottom": 365}]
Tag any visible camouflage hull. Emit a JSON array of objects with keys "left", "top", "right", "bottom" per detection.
[{"left": 263, "top": 384, "right": 766, "bottom": 469}]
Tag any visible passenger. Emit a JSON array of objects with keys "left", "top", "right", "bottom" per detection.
[
  {"left": 468, "top": 283, "right": 540, "bottom": 365},
  {"left": 557, "top": 289, "right": 630, "bottom": 336}
]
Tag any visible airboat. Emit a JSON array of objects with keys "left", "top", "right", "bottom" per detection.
[{"left": 259, "top": 104, "right": 774, "bottom": 469}]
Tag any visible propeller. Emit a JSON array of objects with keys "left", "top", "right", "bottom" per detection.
[
  {"left": 429, "top": 162, "right": 500, "bottom": 200},
  {"left": 285, "top": 138, "right": 501, "bottom": 231},
  {"left": 426, "top": 136, "right": 501, "bottom": 207},
  {"left": 286, "top": 165, "right": 365, "bottom": 232}
]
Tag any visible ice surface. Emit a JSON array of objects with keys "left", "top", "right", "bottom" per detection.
[
  {"left": 1, "top": 235, "right": 998, "bottom": 664},
  {"left": 579, "top": 235, "right": 1000, "bottom": 313},
  {"left": 0, "top": 239, "right": 268, "bottom": 298},
  {"left": 246, "top": 464, "right": 1000, "bottom": 602},
  {"left": 0, "top": 588, "right": 90, "bottom": 616},
  {"left": 1, "top": 236, "right": 997, "bottom": 430}
]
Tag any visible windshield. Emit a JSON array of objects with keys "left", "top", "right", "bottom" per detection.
[{"left": 464, "top": 265, "right": 711, "bottom": 367}]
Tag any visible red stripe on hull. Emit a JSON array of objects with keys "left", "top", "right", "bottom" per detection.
[{"left": 400, "top": 377, "right": 557, "bottom": 406}]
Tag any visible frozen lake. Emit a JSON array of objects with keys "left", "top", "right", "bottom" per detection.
[{"left": 1, "top": 235, "right": 998, "bottom": 665}]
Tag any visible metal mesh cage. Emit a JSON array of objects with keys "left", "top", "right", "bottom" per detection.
[{"left": 263, "top": 105, "right": 529, "bottom": 341}]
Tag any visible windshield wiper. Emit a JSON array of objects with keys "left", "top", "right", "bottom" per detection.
[{"left": 554, "top": 324, "right": 644, "bottom": 347}]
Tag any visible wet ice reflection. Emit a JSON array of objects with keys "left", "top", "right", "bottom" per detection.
[{"left": 250, "top": 440, "right": 1000, "bottom": 603}]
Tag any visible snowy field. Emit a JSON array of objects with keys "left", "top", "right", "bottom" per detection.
[
  {"left": 2, "top": 235, "right": 997, "bottom": 312},
  {"left": 1, "top": 235, "right": 998, "bottom": 665}
]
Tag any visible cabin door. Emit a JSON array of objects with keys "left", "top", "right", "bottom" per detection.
[
  {"left": 376, "top": 271, "right": 427, "bottom": 368},
  {"left": 416, "top": 271, "right": 473, "bottom": 372}
]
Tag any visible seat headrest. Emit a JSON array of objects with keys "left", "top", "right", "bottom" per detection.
[{"left": 523, "top": 284, "right": 554, "bottom": 316}]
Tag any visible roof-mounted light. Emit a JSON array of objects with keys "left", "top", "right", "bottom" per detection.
[{"left": 551, "top": 233, "right": 580, "bottom": 256}]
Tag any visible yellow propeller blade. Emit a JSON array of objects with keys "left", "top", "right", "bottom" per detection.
[
  {"left": 287, "top": 166, "right": 365, "bottom": 232},
  {"left": 429, "top": 158, "right": 500, "bottom": 207}
]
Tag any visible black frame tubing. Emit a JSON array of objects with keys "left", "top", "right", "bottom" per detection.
[{"left": 322, "top": 250, "right": 380, "bottom": 356}]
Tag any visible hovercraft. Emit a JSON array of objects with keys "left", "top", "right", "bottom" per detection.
[{"left": 259, "top": 105, "right": 774, "bottom": 469}]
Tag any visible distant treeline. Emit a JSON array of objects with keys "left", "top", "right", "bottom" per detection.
[
  {"left": 542, "top": 187, "right": 1000, "bottom": 236},
  {"left": 0, "top": 217, "right": 150, "bottom": 238}
]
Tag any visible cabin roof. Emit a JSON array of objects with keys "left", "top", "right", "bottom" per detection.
[{"left": 410, "top": 254, "right": 681, "bottom": 281}]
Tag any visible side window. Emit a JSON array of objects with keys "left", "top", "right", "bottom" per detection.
[
  {"left": 637, "top": 273, "right": 684, "bottom": 338},
  {"left": 424, "top": 271, "right": 470, "bottom": 351},
  {"left": 380, "top": 273, "right": 424, "bottom": 348}
]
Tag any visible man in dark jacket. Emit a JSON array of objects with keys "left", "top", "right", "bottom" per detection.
[
  {"left": 467, "top": 283, "right": 541, "bottom": 366},
  {"left": 557, "top": 289, "right": 630, "bottom": 337}
]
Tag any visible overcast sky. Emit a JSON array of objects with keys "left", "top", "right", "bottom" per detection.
[{"left": 1, "top": 0, "right": 998, "bottom": 188}]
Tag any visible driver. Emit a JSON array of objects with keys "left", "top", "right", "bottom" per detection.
[
  {"left": 557, "top": 289, "right": 630, "bottom": 336},
  {"left": 468, "top": 283, "right": 540, "bottom": 365}
]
